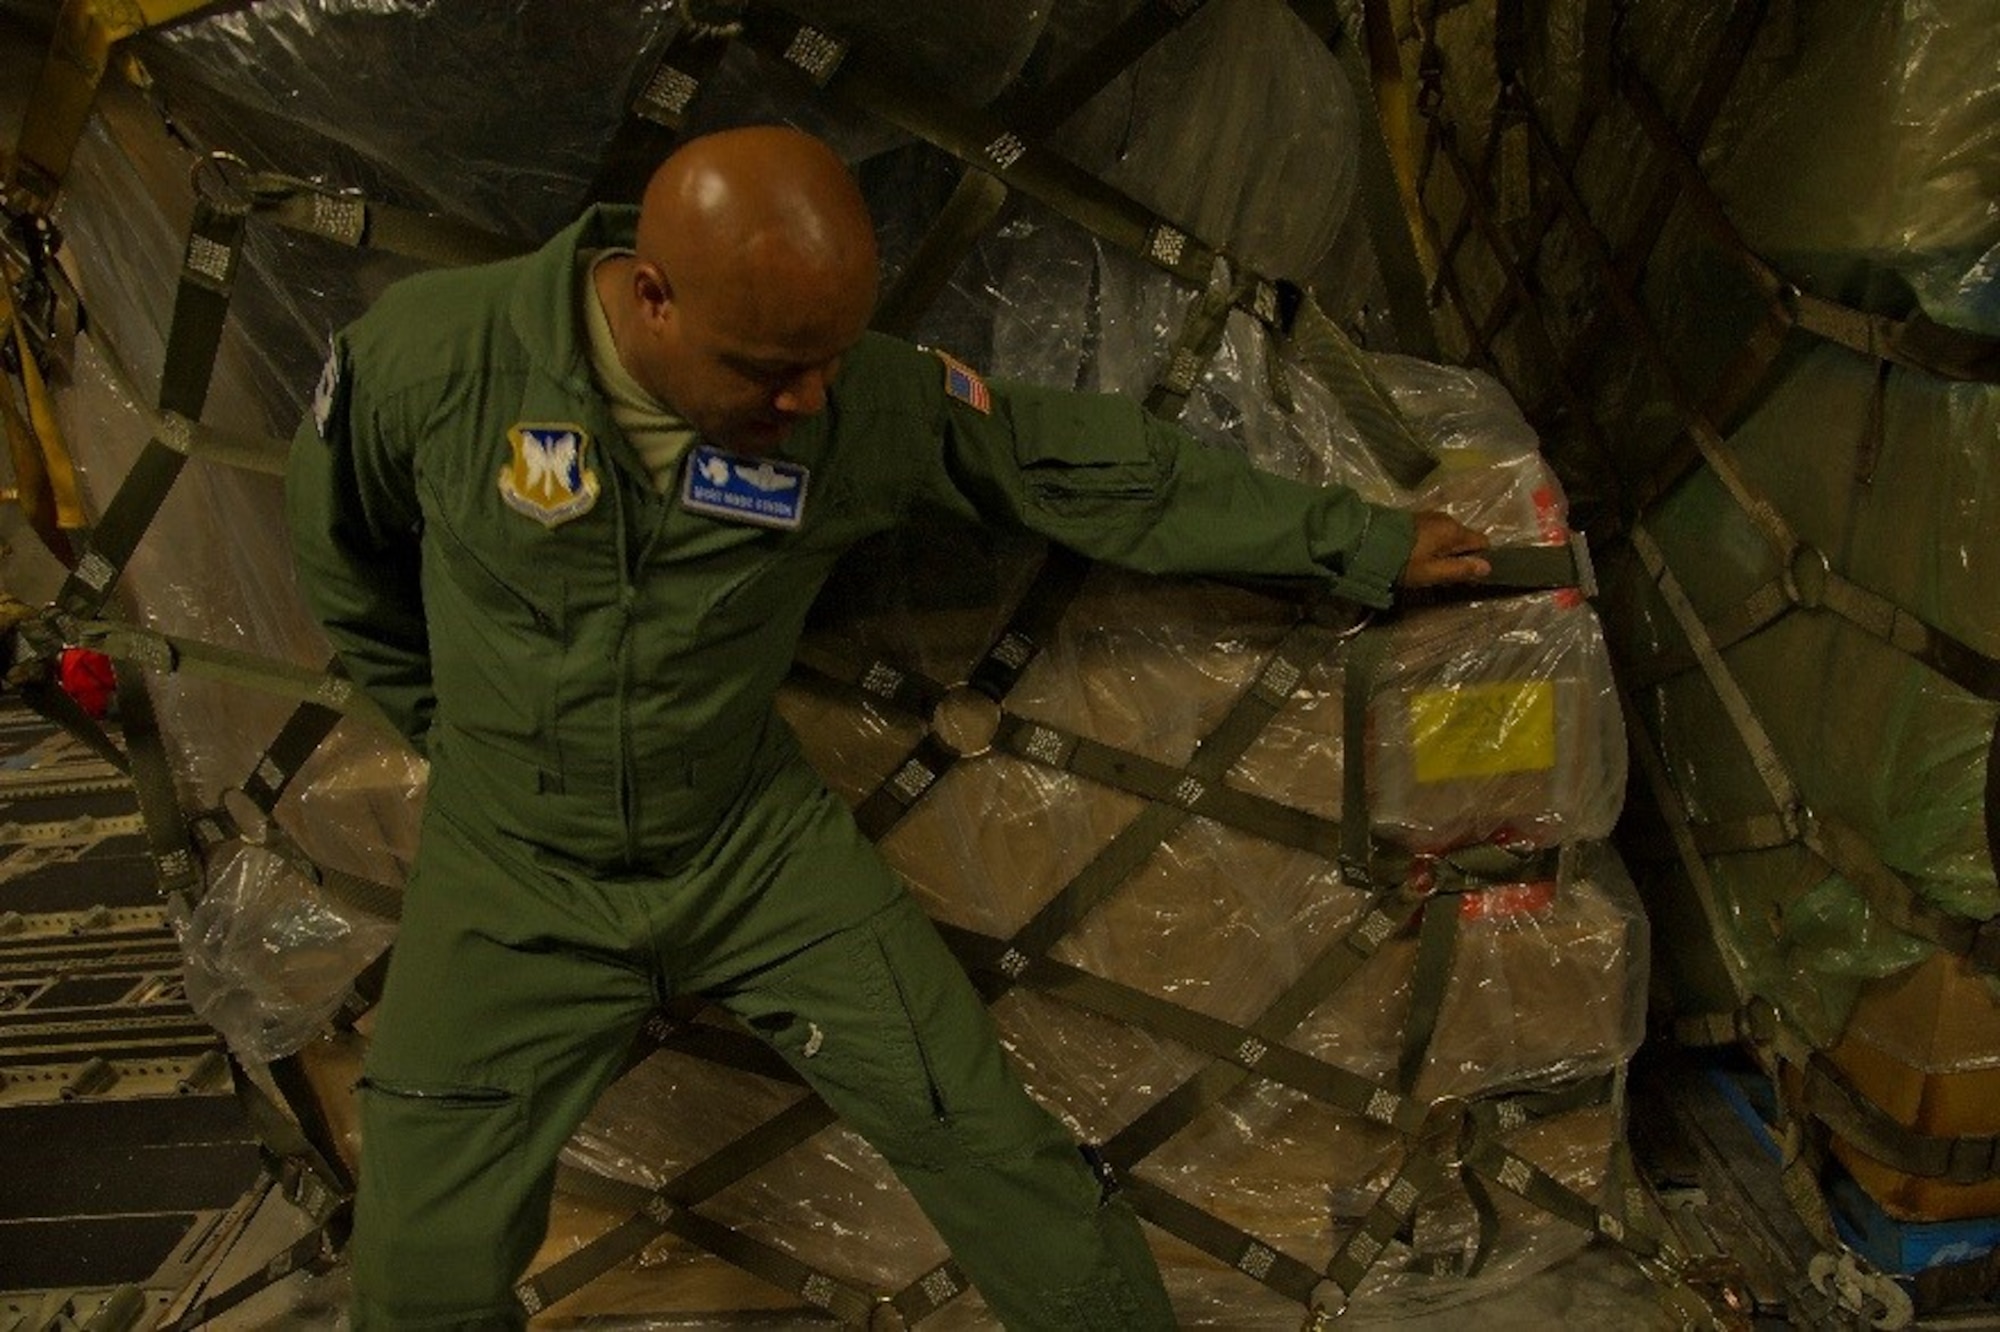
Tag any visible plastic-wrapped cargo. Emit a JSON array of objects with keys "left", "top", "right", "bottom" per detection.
[
  {"left": 1384, "top": 0, "right": 1999, "bottom": 1247},
  {"left": 1590, "top": 0, "right": 2000, "bottom": 1044},
  {"left": 3, "top": 0, "right": 1651, "bottom": 1322}
]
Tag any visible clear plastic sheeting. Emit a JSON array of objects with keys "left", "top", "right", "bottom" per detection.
[
  {"left": 1606, "top": 343, "right": 1997, "bottom": 1041},
  {"left": 177, "top": 844, "right": 396, "bottom": 1061},
  {"left": 1056, "top": 0, "right": 1360, "bottom": 279},
  {"left": 6, "top": 0, "right": 1651, "bottom": 1323}
]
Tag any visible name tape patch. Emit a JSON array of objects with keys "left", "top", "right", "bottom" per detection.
[{"left": 681, "top": 442, "right": 810, "bottom": 529}]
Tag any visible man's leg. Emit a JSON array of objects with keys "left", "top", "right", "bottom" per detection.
[
  {"left": 351, "top": 808, "right": 656, "bottom": 1330},
  {"left": 696, "top": 764, "right": 1177, "bottom": 1331}
]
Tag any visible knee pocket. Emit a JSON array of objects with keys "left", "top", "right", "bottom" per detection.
[
  {"left": 356, "top": 1073, "right": 534, "bottom": 1305},
  {"left": 727, "top": 909, "right": 1039, "bottom": 1172}
]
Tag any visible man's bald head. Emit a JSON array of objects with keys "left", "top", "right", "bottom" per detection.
[
  {"left": 603, "top": 126, "right": 880, "bottom": 454},
  {"left": 637, "top": 126, "right": 878, "bottom": 308}
]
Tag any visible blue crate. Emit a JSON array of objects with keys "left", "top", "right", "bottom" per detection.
[{"left": 1700, "top": 1056, "right": 2000, "bottom": 1277}]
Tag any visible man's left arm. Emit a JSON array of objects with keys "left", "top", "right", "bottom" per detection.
[{"left": 930, "top": 373, "right": 1482, "bottom": 608}]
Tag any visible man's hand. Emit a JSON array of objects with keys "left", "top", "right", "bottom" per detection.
[{"left": 1398, "top": 510, "right": 1492, "bottom": 588}]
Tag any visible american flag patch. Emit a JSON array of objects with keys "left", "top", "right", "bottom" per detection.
[{"left": 937, "top": 352, "right": 992, "bottom": 414}]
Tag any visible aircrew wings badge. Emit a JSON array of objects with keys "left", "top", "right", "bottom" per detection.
[
  {"left": 500, "top": 424, "right": 600, "bottom": 527},
  {"left": 680, "top": 442, "right": 809, "bottom": 530},
  {"left": 934, "top": 350, "right": 992, "bottom": 414}
]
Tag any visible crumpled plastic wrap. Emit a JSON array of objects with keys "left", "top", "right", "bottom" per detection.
[
  {"left": 10, "top": 0, "right": 1648, "bottom": 1321},
  {"left": 1570, "top": 0, "right": 2000, "bottom": 1043},
  {"left": 176, "top": 843, "right": 397, "bottom": 1061}
]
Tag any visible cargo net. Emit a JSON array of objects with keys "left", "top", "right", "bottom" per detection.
[{"left": 0, "top": 0, "right": 1659, "bottom": 1325}]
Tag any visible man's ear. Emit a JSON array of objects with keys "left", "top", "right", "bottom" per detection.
[{"left": 633, "top": 261, "right": 674, "bottom": 321}]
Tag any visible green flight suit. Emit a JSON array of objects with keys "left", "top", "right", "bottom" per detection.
[{"left": 286, "top": 204, "right": 1414, "bottom": 1331}]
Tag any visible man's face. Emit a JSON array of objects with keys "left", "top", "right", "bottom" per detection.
[{"left": 636, "top": 255, "right": 874, "bottom": 456}]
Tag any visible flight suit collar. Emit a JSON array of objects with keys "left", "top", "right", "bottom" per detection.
[{"left": 504, "top": 203, "right": 655, "bottom": 489}]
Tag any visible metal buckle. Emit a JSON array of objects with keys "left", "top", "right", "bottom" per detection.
[{"left": 189, "top": 151, "right": 256, "bottom": 216}]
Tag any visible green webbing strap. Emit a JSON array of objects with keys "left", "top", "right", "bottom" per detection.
[
  {"left": 1188, "top": 617, "right": 1346, "bottom": 769},
  {"left": 852, "top": 732, "right": 960, "bottom": 841},
  {"left": 739, "top": 5, "right": 1307, "bottom": 350},
  {"left": 1628, "top": 547, "right": 2000, "bottom": 704},
  {"left": 790, "top": 646, "right": 948, "bottom": 722},
  {"left": 1341, "top": 626, "right": 1389, "bottom": 884},
  {"left": 624, "top": 1006, "right": 802, "bottom": 1086},
  {"left": 879, "top": 0, "right": 1224, "bottom": 335},
  {"left": 235, "top": 686, "right": 346, "bottom": 817},
  {"left": 1310, "top": 1146, "right": 1452, "bottom": 1321},
  {"left": 1800, "top": 1052, "right": 2000, "bottom": 1184},
  {"left": 1799, "top": 812, "right": 2000, "bottom": 974},
  {"left": 1124, "top": 1176, "right": 1325, "bottom": 1306},
  {"left": 1455, "top": 1166, "right": 1505, "bottom": 1280},
  {"left": 1479, "top": 538, "right": 1596, "bottom": 594},
  {"left": 1614, "top": 682, "right": 1756, "bottom": 1009},
  {"left": 964, "top": 546, "right": 1093, "bottom": 699},
  {"left": 545, "top": 1164, "right": 882, "bottom": 1326},
  {"left": 628, "top": 22, "right": 738, "bottom": 133},
  {"left": 739, "top": 8, "right": 1208, "bottom": 280},
  {"left": 153, "top": 411, "right": 286, "bottom": 476},
  {"left": 516, "top": 1096, "right": 847, "bottom": 1317},
  {"left": 1628, "top": 525, "right": 1800, "bottom": 822},
  {"left": 584, "top": 23, "right": 736, "bottom": 201},
  {"left": 109, "top": 662, "right": 201, "bottom": 898},
  {"left": 236, "top": 1051, "right": 354, "bottom": 1204},
  {"left": 1331, "top": 7, "right": 1443, "bottom": 362},
  {"left": 11, "top": 666, "right": 129, "bottom": 774},
  {"left": 883, "top": 1259, "right": 973, "bottom": 1328},
  {"left": 1144, "top": 267, "right": 1258, "bottom": 420},
  {"left": 58, "top": 189, "right": 246, "bottom": 617},
  {"left": 1617, "top": 63, "right": 2000, "bottom": 387},
  {"left": 246, "top": 174, "right": 527, "bottom": 268},
  {"left": 871, "top": 169, "right": 1009, "bottom": 338},
  {"left": 310, "top": 864, "right": 403, "bottom": 925},
  {"left": 937, "top": 920, "right": 1425, "bottom": 1133},
  {"left": 72, "top": 621, "right": 396, "bottom": 729},
  {"left": 992, "top": 711, "right": 1341, "bottom": 858},
  {"left": 1396, "top": 893, "right": 1462, "bottom": 1094},
  {"left": 1462, "top": 1136, "right": 1664, "bottom": 1261},
  {"left": 1685, "top": 811, "right": 1794, "bottom": 856},
  {"left": 1001, "top": 0, "right": 1210, "bottom": 139},
  {"left": 1104, "top": 883, "right": 1429, "bottom": 1172},
  {"left": 1288, "top": 297, "right": 1438, "bottom": 489},
  {"left": 845, "top": 546, "right": 1092, "bottom": 839},
  {"left": 1768, "top": 1053, "right": 1852, "bottom": 1260},
  {"left": 1630, "top": 525, "right": 1996, "bottom": 971},
  {"left": 170, "top": 1201, "right": 348, "bottom": 1331}
]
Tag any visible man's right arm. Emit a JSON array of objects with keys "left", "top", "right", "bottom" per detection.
[{"left": 284, "top": 337, "right": 436, "bottom": 754}]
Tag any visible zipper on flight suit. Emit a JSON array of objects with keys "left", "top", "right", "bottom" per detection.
[{"left": 613, "top": 482, "right": 667, "bottom": 867}]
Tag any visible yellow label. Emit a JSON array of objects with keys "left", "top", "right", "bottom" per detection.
[{"left": 1408, "top": 681, "right": 1556, "bottom": 782}]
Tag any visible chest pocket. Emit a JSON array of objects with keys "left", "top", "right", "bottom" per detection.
[
  {"left": 421, "top": 492, "right": 569, "bottom": 636},
  {"left": 671, "top": 475, "right": 871, "bottom": 644},
  {"left": 418, "top": 473, "right": 580, "bottom": 746}
]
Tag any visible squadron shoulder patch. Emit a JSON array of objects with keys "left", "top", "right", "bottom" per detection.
[
  {"left": 680, "top": 442, "right": 809, "bottom": 530},
  {"left": 499, "top": 424, "right": 600, "bottom": 527},
  {"left": 934, "top": 350, "right": 992, "bottom": 414}
]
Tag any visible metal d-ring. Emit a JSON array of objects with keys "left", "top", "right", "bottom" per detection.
[
  {"left": 189, "top": 150, "right": 255, "bottom": 215},
  {"left": 929, "top": 681, "right": 1002, "bottom": 759},
  {"left": 1783, "top": 542, "right": 1831, "bottom": 610}
]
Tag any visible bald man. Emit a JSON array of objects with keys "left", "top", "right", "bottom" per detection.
[{"left": 288, "top": 125, "right": 1488, "bottom": 1330}]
